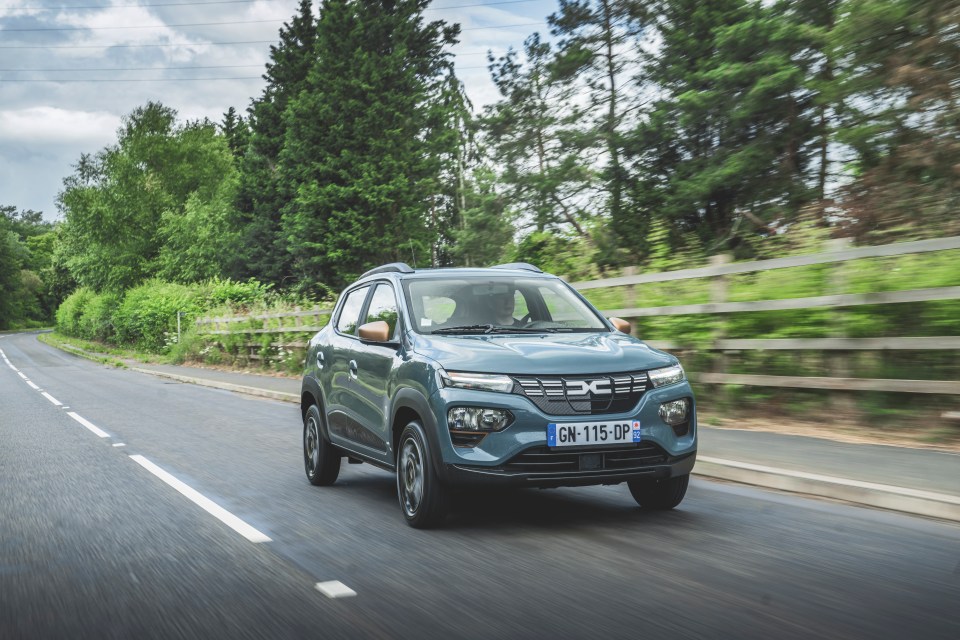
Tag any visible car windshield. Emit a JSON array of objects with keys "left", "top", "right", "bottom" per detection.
[{"left": 402, "top": 275, "right": 609, "bottom": 335}]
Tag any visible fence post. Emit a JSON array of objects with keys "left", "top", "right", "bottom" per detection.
[
  {"left": 622, "top": 266, "right": 637, "bottom": 336},
  {"left": 826, "top": 237, "right": 856, "bottom": 415},
  {"left": 710, "top": 254, "right": 732, "bottom": 408}
]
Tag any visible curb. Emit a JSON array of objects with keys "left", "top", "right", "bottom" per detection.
[
  {"left": 695, "top": 456, "right": 960, "bottom": 522},
  {"left": 128, "top": 367, "right": 300, "bottom": 404}
]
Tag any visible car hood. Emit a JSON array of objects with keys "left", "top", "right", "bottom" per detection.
[{"left": 410, "top": 331, "right": 676, "bottom": 375}]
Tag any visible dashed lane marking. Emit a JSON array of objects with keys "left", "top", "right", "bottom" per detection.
[
  {"left": 315, "top": 581, "right": 358, "bottom": 599},
  {"left": 67, "top": 412, "right": 110, "bottom": 438},
  {"left": 129, "top": 455, "right": 272, "bottom": 544},
  {"left": 40, "top": 391, "right": 62, "bottom": 406},
  {"left": 26, "top": 381, "right": 39, "bottom": 390}
]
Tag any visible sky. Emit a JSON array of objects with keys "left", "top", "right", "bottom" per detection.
[{"left": 0, "top": 0, "right": 560, "bottom": 220}]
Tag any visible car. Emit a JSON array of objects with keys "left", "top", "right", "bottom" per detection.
[{"left": 300, "top": 262, "right": 697, "bottom": 527}]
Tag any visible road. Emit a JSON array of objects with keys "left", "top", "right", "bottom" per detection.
[{"left": 1, "top": 331, "right": 958, "bottom": 639}]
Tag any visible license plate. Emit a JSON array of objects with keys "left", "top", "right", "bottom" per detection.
[{"left": 547, "top": 420, "right": 641, "bottom": 448}]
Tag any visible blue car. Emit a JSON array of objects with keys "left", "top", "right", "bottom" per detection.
[{"left": 301, "top": 262, "right": 696, "bottom": 527}]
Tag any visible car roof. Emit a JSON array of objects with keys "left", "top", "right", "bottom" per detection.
[{"left": 356, "top": 262, "right": 555, "bottom": 283}]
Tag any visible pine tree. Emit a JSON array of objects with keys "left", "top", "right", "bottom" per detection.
[
  {"left": 231, "top": 0, "right": 318, "bottom": 285},
  {"left": 548, "top": 0, "right": 650, "bottom": 244},
  {"left": 280, "top": 0, "right": 460, "bottom": 293},
  {"left": 630, "top": 0, "right": 817, "bottom": 255},
  {"left": 482, "top": 32, "right": 595, "bottom": 238},
  {"left": 833, "top": 0, "right": 960, "bottom": 240}
]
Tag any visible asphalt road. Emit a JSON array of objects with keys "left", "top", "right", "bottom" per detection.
[{"left": 2, "top": 332, "right": 959, "bottom": 639}]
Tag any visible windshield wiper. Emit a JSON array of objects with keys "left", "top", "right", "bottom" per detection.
[
  {"left": 431, "top": 324, "right": 498, "bottom": 334},
  {"left": 431, "top": 324, "right": 553, "bottom": 335}
]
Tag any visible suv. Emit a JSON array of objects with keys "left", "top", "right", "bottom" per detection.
[{"left": 301, "top": 262, "right": 696, "bottom": 527}]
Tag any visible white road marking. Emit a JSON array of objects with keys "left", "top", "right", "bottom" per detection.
[
  {"left": 129, "top": 455, "right": 272, "bottom": 544},
  {"left": 26, "top": 381, "right": 39, "bottom": 390},
  {"left": 41, "top": 392, "right": 62, "bottom": 406},
  {"left": 67, "top": 412, "right": 110, "bottom": 438},
  {"left": 112, "top": 443, "right": 126, "bottom": 447},
  {"left": 315, "top": 581, "right": 357, "bottom": 599},
  {"left": 17, "top": 371, "right": 28, "bottom": 380}
]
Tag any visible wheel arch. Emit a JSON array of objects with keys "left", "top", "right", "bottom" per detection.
[{"left": 390, "top": 387, "right": 444, "bottom": 469}]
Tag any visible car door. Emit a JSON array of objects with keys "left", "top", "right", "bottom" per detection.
[
  {"left": 348, "top": 282, "right": 402, "bottom": 460},
  {"left": 325, "top": 284, "right": 370, "bottom": 450}
]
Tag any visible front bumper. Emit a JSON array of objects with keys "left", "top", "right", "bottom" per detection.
[{"left": 441, "top": 446, "right": 696, "bottom": 489}]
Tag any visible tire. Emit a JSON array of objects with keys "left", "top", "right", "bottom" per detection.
[
  {"left": 628, "top": 474, "right": 689, "bottom": 510},
  {"left": 396, "top": 421, "right": 449, "bottom": 528},
  {"left": 303, "top": 404, "right": 341, "bottom": 486}
]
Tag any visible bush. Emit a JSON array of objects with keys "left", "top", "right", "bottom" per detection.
[
  {"left": 201, "top": 276, "right": 272, "bottom": 309},
  {"left": 77, "top": 291, "right": 121, "bottom": 342},
  {"left": 113, "top": 280, "right": 204, "bottom": 352},
  {"left": 55, "top": 288, "right": 94, "bottom": 337}
]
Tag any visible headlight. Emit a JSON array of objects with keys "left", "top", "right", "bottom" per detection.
[
  {"left": 448, "top": 407, "right": 514, "bottom": 432},
  {"left": 648, "top": 364, "right": 685, "bottom": 388},
  {"left": 441, "top": 370, "right": 514, "bottom": 393}
]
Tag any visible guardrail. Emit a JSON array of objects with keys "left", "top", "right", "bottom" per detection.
[{"left": 195, "top": 236, "right": 960, "bottom": 398}]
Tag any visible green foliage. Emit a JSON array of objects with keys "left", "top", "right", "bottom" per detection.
[
  {"left": 447, "top": 167, "right": 516, "bottom": 267},
  {"left": 0, "top": 206, "right": 57, "bottom": 329},
  {"left": 78, "top": 292, "right": 121, "bottom": 342},
  {"left": 57, "top": 103, "right": 240, "bottom": 293},
  {"left": 512, "top": 231, "right": 600, "bottom": 281},
  {"left": 56, "top": 288, "right": 95, "bottom": 337},
  {"left": 279, "top": 0, "right": 460, "bottom": 293},
  {"left": 482, "top": 32, "right": 597, "bottom": 238},
  {"left": 112, "top": 280, "right": 204, "bottom": 352}
]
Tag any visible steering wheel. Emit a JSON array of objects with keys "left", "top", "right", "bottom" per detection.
[{"left": 518, "top": 313, "right": 531, "bottom": 325}]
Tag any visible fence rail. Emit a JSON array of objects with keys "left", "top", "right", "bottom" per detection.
[{"left": 195, "top": 236, "right": 960, "bottom": 401}]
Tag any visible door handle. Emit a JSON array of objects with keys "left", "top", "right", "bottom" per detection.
[
  {"left": 348, "top": 359, "right": 358, "bottom": 378},
  {"left": 316, "top": 351, "right": 325, "bottom": 369}
]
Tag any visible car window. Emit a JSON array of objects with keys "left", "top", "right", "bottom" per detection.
[
  {"left": 364, "top": 283, "right": 399, "bottom": 338},
  {"left": 336, "top": 286, "right": 369, "bottom": 335},
  {"left": 403, "top": 277, "right": 606, "bottom": 333},
  {"left": 538, "top": 286, "right": 588, "bottom": 323}
]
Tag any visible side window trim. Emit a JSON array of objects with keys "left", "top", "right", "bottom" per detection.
[
  {"left": 334, "top": 285, "right": 372, "bottom": 338},
  {"left": 364, "top": 281, "right": 401, "bottom": 340}
]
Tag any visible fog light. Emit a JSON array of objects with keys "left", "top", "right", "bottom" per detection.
[
  {"left": 448, "top": 407, "right": 513, "bottom": 432},
  {"left": 659, "top": 399, "right": 689, "bottom": 426}
]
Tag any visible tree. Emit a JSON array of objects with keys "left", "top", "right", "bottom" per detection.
[
  {"left": 219, "top": 106, "right": 250, "bottom": 161},
  {"left": 548, "top": 0, "right": 650, "bottom": 243},
  {"left": 629, "top": 0, "right": 817, "bottom": 256},
  {"left": 57, "top": 103, "right": 239, "bottom": 291},
  {"left": 231, "top": 0, "right": 318, "bottom": 285},
  {"left": 447, "top": 167, "right": 516, "bottom": 267},
  {"left": 280, "top": 0, "right": 460, "bottom": 293},
  {"left": 833, "top": 0, "right": 960, "bottom": 240},
  {"left": 0, "top": 206, "right": 56, "bottom": 328},
  {"left": 482, "top": 33, "right": 596, "bottom": 238}
]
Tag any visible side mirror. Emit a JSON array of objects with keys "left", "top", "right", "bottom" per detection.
[
  {"left": 608, "top": 317, "right": 631, "bottom": 333},
  {"left": 358, "top": 320, "right": 393, "bottom": 343}
]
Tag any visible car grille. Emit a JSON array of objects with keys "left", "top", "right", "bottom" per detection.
[
  {"left": 503, "top": 442, "right": 668, "bottom": 474},
  {"left": 510, "top": 372, "right": 650, "bottom": 416}
]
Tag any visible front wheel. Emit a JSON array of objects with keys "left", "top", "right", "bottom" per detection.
[
  {"left": 396, "top": 422, "right": 449, "bottom": 528},
  {"left": 628, "top": 474, "right": 689, "bottom": 510},
  {"left": 303, "top": 404, "right": 341, "bottom": 486}
]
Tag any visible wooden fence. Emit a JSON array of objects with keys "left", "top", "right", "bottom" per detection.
[{"left": 196, "top": 236, "right": 960, "bottom": 398}]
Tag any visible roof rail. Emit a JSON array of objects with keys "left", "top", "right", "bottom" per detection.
[
  {"left": 359, "top": 262, "right": 415, "bottom": 279},
  {"left": 490, "top": 262, "right": 543, "bottom": 273}
]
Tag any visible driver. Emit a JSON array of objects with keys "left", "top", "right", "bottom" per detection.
[{"left": 489, "top": 290, "right": 520, "bottom": 326}]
